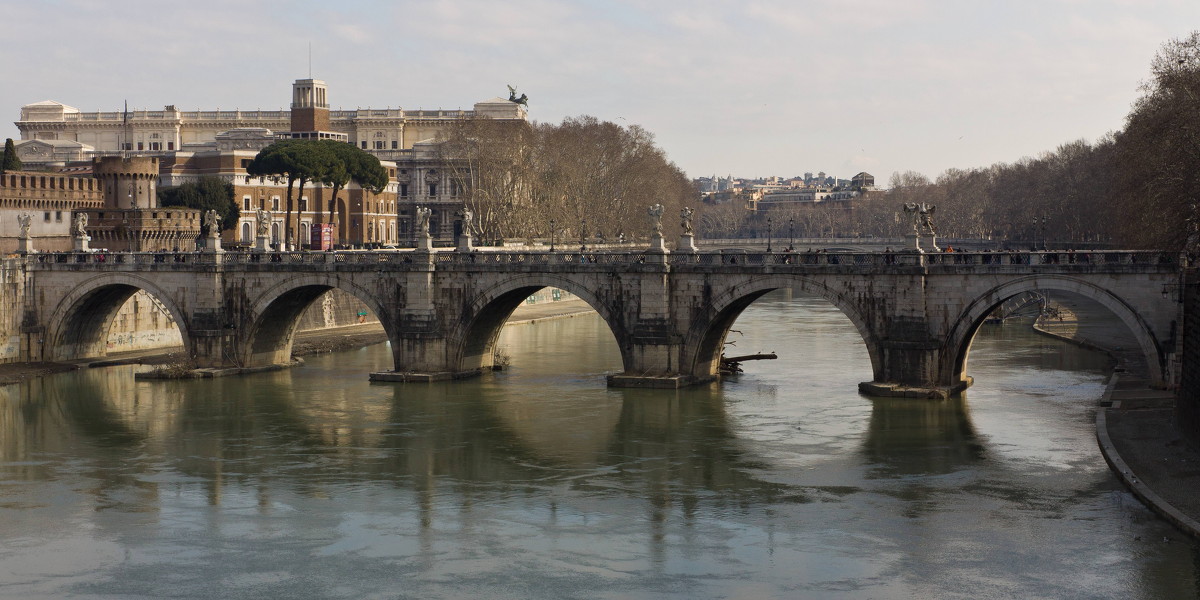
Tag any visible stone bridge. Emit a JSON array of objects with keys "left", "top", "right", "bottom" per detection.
[{"left": 11, "top": 248, "right": 1183, "bottom": 398}]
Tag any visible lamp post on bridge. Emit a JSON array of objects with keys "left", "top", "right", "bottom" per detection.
[
  {"left": 580, "top": 218, "right": 587, "bottom": 252},
  {"left": 550, "top": 219, "right": 556, "bottom": 252},
  {"left": 766, "top": 216, "right": 773, "bottom": 253},
  {"left": 1034, "top": 214, "right": 1048, "bottom": 250},
  {"left": 788, "top": 217, "right": 795, "bottom": 251}
]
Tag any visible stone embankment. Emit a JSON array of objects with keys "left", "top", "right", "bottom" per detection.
[{"left": 1035, "top": 294, "right": 1200, "bottom": 539}]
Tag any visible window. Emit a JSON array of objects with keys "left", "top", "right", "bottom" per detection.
[
  {"left": 55, "top": 211, "right": 62, "bottom": 222},
  {"left": 241, "top": 222, "right": 251, "bottom": 241},
  {"left": 400, "top": 184, "right": 408, "bottom": 197},
  {"left": 391, "top": 141, "right": 398, "bottom": 149},
  {"left": 299, "top": 197, "right": 308, "bottom": 212},
  {"left": 428, "top": 183, "right": 437, "bottom": 197},
  {"left": 137, "top": 142, "right": 144, "bottom": 151},
  {"left": 243, "top": 196, "right": 251, "bottom": 211},
  {"left": 361, "top": 141, "right": 367, "bottom": 149},
  {"left": 43, "top": 212, "right": 50, "bottom": 222},
  {"left": 241, "top": 159, "right": 251, "bottom": 168},
  {"left": 167, "top": 142, "right": 174, "bottom": 150},
  {"left": 374, "top": 141, "right": 385, "bottom": 150},
  {"left": 272, "top": 197, "right": 280, "bottom": 211},
  {"left": 150, "top": 142, "right": 161, "bottom": 151}
]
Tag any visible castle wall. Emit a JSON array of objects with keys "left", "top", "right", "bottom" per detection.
[{"left": 0, "top": 172, "right": 104, "bottom": 255}]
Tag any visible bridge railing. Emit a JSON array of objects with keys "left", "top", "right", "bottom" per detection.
[
  {"left": 23, "top": 249, "right": 1179, "bottom": 269},
  {"left": 921, "top": 250, "right": 1176, "bottom": 266},
  {"left": 433, "top": 251, "right": 648, "bottom": 265},
  {"left": 31, "top": 251, "right": 225, "bottom": 266}
]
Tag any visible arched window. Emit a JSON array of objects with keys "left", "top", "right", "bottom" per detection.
[
  {"left": 241, "top": 222, "right": 251, "bottom": 242},
  {"left": 271, "top": 222, "right": 280, "bottom": 244}
]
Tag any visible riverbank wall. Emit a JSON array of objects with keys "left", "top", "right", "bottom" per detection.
[{"left": 1179, "top": 269, "right": 1200, "bottom": 449}]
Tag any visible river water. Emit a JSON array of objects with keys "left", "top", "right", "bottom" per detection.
[{"left": 0, "top": 291, "right": 1196, "bottom": 599}]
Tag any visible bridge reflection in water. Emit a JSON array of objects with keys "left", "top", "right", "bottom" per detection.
[{"left": 0, "top": 291, "right": 1195, "bottom": 598}]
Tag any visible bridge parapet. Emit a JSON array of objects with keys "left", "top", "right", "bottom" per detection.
[{"left": 22, "top": 249, "right": 1180, "bottom": 273}]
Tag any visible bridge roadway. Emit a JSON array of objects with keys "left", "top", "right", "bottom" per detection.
[{"left": 14, "top": 247, "right": 1182, "bottom": 398}]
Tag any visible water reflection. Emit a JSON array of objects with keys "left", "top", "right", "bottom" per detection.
[
  {"left": 0, "top": 291, "right": 1196, "bottom": 599},
  {"left": 861, "top": 395, "right": 984, "bottom": 478}
]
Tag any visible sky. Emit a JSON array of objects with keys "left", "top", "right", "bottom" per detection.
[{"left": 3, "top": 0, "right": 1198, "bottom": 183}]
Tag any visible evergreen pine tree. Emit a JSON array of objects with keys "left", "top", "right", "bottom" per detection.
[{"left": 0, "top": 138, "right": 21, "bottom": 174}]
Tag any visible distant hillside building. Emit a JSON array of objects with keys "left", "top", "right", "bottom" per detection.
[{"left": 851, "top": 172, "right": 875, "bottom": 190}]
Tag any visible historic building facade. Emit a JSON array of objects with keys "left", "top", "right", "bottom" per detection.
[{"left": 13, "top": 78, "right": 528, "bottom": 247}]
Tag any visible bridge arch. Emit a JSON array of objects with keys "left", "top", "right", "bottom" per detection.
[
  {"left": 680, "top": 274, "right": 883, "bottom": 382},
  {"left": 43, "top": 273, "right": 192, "bottom": 362},
  {"left": 242, "top": 274, "right": 395, "bottom": 369},
  {"left": 946, "top": 275, "right": 1165, "bottom": 386},
  {"left": 449, "top": 273, "right": 626, "bottom": 374}
]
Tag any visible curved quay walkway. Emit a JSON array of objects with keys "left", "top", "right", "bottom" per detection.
[
  {"left": 1034, "top": 307, "right": 1200, "bottom": 539},
  {"left": 1096, "top": 377, "right": 1200, "bottom": 540}
]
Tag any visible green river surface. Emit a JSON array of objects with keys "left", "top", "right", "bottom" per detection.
[{"left": 0, "top": 290, "right": 1197, "bottom": 599}]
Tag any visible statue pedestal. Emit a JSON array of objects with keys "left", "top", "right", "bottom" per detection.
[
  {"left": 647, "top": 233, "right": 668, "bottom": 254},
  {"left": 73, "top": 235, "right": 91, "bottom": 252},
  {"left": 928, "top": 234, "right": 940, "bottom": 252},
  {"left": 17, "top": 236, "right": 33, "bottom": 254},
  {"left": 677, "top": 233, "right": 696, "bottom": 253},
  {"left": 255, "top": 235, "right": 270, "bottom": 252},
  {"left": 205, "top": 234, "right": 223, "bottom": 253},
  {"left": 416, "top": 234, "right": 433, "bottom": 252},
  {"left": 456, "top": 233, "right": 474, "bottom": 252},
  {"left": 905, "top": 233, "right": 924, "bottom": 253}
]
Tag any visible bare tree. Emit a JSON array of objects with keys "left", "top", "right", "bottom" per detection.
[{"left": 439, "top": 115, "right": 695, "bottom": 246}]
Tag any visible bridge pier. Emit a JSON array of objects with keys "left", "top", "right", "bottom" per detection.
[
  {"left": 370, "top": 319, "right": 484, "bottom": 383},
  {"left": 858, "top": 339, "right": 973, "bottom": 400},
  {"left": 858, "top": 378, "right": 973, "bottom": 400}
]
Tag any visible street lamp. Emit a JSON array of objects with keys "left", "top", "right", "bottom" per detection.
[
  {"left": 766, "top": 216, "right": 773, "bottom": 253},
  {"left": 550, "top": 219, "right": 556, "bottom": 252},
  {"left": 1033, "top": 214, "right": 1048, "bottom": 250},
  {"left": 580, "top": 218, "right": 587, "bottom": 252},
  {"left": 788, "top": 217, "right": 795, "bottom": 251}
]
